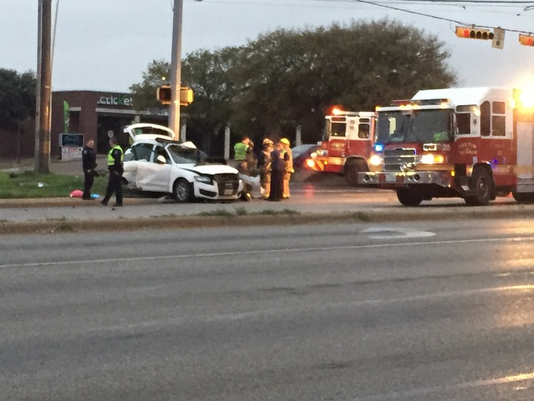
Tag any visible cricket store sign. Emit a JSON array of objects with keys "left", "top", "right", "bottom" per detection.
[{"left": 97, "top": 94, "right": 133, "bottom": 107}]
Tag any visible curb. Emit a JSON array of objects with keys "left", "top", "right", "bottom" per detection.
[{"left": 2, "top": 205, "right": 534, "bottom": 235}]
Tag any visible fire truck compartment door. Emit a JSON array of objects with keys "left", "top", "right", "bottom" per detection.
[{"left": 517, "top": 122, "right": 534, "bottom": 179}]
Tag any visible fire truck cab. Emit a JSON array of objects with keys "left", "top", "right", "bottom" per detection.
[
  {"left": 307, "top": 109, "right": 376, "bottom": 186},
  {"left": 358, "top": 87, "right": 534, "bottom": 206}
]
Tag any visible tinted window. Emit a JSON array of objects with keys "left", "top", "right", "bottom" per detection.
[
  {"left": 456, "top": 114, "right": 471, "bottom": 135},
  {"left": 480, "top": 101, "right": 491, "bottom": 137},
  {"left": 492, "top": 116, "right": 505, "bottom": 136},
  {"left": 492, "top": 101, "right": 505, "bottom": 114},
  {"left": 358, "top": 123, "right": 370, "bottom": 139},
  {"left": 329, "top": 121, "right": 346, "bottom": 137}
]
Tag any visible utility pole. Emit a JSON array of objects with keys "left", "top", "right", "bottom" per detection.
[
  {"left": 169, "top": 0, "right": 183, "bottom": 140},
  {"left": 35, "top": 0, "right": 52, "bottom": 173}
]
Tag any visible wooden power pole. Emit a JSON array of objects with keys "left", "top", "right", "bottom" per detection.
[
  {"left": 169, "top": 0, "right": 183, "bottom": 140},
  {"left": 35, "top": 0, "right": 52, "bottom": 173}
]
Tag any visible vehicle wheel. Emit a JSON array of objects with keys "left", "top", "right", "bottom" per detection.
[
  {"left": 396, "top": 188, "right": 423, "bottom": 206},
  {"left": 344, "top": 159, "right": 366, "bottom": 187},
  {"left": 464, "top": 168, "right": 493, "bottom": 206},
  {"left": 173, "top": 178, "right": 194, "bottom": 203},
  {"left": 512, "top": 191, "right": 534, "bottom": 203}
]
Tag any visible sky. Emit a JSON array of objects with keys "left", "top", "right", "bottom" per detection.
[{"left": 3, "top": 0, "right": 534, "bottom": 94}]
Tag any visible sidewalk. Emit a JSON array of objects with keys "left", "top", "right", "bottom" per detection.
[{"left": 0, "top": 155, "right": 108, "bottom": 176}]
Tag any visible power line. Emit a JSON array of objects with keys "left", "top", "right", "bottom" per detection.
[
  {"left": 351, "top": 0, "right": 534, "bottom": 33},
  {"left": 193, "top": 0, "right": 534, "bottom": 34}
]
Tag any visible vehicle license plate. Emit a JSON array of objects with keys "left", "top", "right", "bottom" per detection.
[{"left": 224, "top": 189, "right": 233, "bottom": 195}]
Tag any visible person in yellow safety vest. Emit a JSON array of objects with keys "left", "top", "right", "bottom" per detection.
[
  {"left": 280, "top": 138, "right": 293, "bottom": 199},
  {"left": 233, "top": 136, "right": 250, "bottom": 174},
  {"left": 101, "top": 136, "right": 124, "bottom": 207}
]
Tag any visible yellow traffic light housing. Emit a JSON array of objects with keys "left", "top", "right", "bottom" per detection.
[
  {"left": 519, "top": 34, "right": 534, "bottom": 47},
  {"left": 156, "top": 85, "right": 194, "bottom": 106},
  {"left": 156, "top": 85, "right": 172, "bottom": 105},
  {"left": 455, "top": 26, "right": 494, "bottom": 40},
  {"left": 179, "top": 87, "right": 194, "bottom": 106}
]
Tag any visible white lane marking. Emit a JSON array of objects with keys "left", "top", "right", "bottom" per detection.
[
  {"left": 362, "top": 227, "right": 436, "bottom": 239},
  {"left": 350, "top": 371, "right": 534, "bottom": 401},
  {"left": 1, "top": 235, "right": 534, "bottom": 269}
]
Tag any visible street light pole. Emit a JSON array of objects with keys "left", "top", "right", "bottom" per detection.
[
  {"left": 35, "top": 0, "right": 52, "bottom": 173},
  {"left": 169, "top": 0, "right": 183, "bottom": 141}
]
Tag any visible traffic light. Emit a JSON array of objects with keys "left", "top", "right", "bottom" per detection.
[
  {"left": 519, "top": 34, "right": 534, "bottom": 46},
  {"left": 179, "top": 87, "right": 194, "bottom": 105},
  {"left": 156, "top": 85, "right": 172, "bottom": 105},
  {"left": 492, "top": 28, "right": 504, "bottom": 49},
  {"left": 455, "top": 26, "right": 494, "bottom": 40},
  {"left": 156, "top": 86, "right": 194, "bottom": 105}
]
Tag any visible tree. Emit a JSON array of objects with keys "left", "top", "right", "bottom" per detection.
[
  {"left": 231, "top": 19, "right": 457, "bottom": 144},
  {"left": 130, "top": 48, "right": 243, "bottom": 155},
  {"left": 0, "top": 68, "right": 36, "bottom": 132},
  {"left": 130, "top": 18, "right": 457, "bottom": 152},
  {"left": 181, "top": 47, "right": 242, "bottom": 155},
  {"left": 129, "top": 60, "right": 170, "bottom": 111}
]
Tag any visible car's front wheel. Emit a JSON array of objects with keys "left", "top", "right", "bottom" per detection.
[{"left": 173, "top": 178, "right": 194, "bottom": 203}]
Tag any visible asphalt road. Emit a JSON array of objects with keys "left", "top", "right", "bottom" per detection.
[{"left": 2, "top": 219, "right": 534, "bottom": 400}]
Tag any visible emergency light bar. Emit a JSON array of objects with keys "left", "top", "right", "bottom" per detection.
[{"left": 391, "top": 98, "right": 451, "bottom": 106}]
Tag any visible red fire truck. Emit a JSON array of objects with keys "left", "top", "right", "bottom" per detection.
[
  {"left": 358, "top": 87, "right": 534, "bottom": 206},
  {"left": 305, "top": 108, "right": 377, "bottom": 186}
]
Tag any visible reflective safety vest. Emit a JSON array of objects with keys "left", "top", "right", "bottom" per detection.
[
  {"left": 234, "top": 142, "right": 247, "bottom": 161},
  {"left": 107, "top": 144, "right": 123, "bottom": 166}
]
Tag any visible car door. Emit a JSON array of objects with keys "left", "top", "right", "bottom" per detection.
[{"left": 134, "top": 145, "right": 172, "bottom": 192}]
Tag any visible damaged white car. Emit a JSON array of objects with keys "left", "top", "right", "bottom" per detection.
[{"left": 122, "top": 123, "right": 244, "bottom": 202}]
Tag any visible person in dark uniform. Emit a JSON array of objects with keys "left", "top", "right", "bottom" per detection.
[
  {"left": 82, "top": 138, "right": 97, "bottom": 200},
  {"left": 101, "top": 136, "right": 124, "bottom": 207},
  {"left": 268, "top": 141, "right": 288, "bottom": 202}
]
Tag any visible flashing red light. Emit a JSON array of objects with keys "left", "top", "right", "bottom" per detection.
[
  {"left": 332, "top": 107, "right": 343, "bottom": 116},
  {"left": 519, "top": 34, "right": 534, "bottom": 47}
]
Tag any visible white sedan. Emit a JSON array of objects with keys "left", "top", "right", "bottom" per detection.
[{"left": 122, "top": 123, "right": 244, "bottom": 202}]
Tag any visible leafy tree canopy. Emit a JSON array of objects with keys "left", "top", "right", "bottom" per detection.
[
  {"left": 129, "top": 59, "right": 170, "bottom": 111},
  {"left": 231, "top": 18, "right": 457, "bottom": 143},
  {"left": 131, "top": 18, "right": 457, "bottom": 150},
  {"left": 0, "top": 69, "right": 36, "bottom": 132}
]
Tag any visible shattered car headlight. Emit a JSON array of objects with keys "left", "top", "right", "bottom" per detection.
[{"left": 194, "top": 175, "right": 213, "bottom": 184}]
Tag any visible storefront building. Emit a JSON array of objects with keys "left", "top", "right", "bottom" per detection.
[{"left": 51, "top": 90, "right": 168, "bottom": 156}]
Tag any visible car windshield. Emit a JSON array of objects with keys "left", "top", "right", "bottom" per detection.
[
  {"left": 376, "top": 109, "right": 454, "bottom": 145},
  {"left": 167, "top": 144, "right": 207, "bottom": 164}
]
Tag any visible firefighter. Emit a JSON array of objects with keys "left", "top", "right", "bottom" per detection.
[
  {"left": 81, "top": 138, "right": 97, "bottom": 200},
  {"left": 245, "top": 140, "right": 258, "bottom": 176},
  {"left": 259, "top": 138, "right": 274, "bottom": 199},
  {"left": 101, "top": 136, "right": 124, "bottom": 207},
  {"left": 268, "top": 141, "right": 288, "bottom": 202},
  {"left": 280, "top": 138, "right": 293, "bottom": 199}
]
